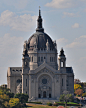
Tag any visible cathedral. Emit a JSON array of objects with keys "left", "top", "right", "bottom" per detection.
[{"left": 7, "top": 9, "right": 74, "bottom": 101}]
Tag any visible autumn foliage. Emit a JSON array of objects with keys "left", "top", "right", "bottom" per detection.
[
  {"left": 74, "top": 84, "right": 82, "bottom": 91},
  {"left": 75, "top": 89, "right": 83, "bottom": 96},
  {"left": 9, "top": 98, "right": 20, "bottom": 108}
]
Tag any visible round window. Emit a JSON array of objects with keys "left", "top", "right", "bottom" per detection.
[{"left": 42, "top": 79, "right": 47, "bottom": 84}]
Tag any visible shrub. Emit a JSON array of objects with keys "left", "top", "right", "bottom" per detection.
[
  {"left": 9, "top": 98, "right": 20, "bottom": 108},
  {"left": 82, "top": 92, "right": 86, "bottom": 97},
  {"left": 14, "top": 93, "right": 28, "bottom": 103},
  {"left": 53, "top": 102, "right": 59, "bottom": 106},
  {"left": 47, "top": 102, "right": 52, "bottom": 106},
  {"left": 27, "top": 101, "right": 42, "bottom": 104}
]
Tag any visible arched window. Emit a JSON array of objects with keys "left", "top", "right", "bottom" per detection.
[
  {"left": 49, "top": 94, "right": 51, "bottom": 98},
  {"left": 38, "top": 57, "right": 40, "bottom": 62},
  {"left": 32, "top": 57, "right": 33, "bottom": 62},
  {"left": 41, "top": 57, "right": 43, "bottom": 62},
  {"left": 61, "top": 62, "right": 63, "bottom": 67},
  {"left": 38, "top": 94, "right": 41, "bottom": 98},
  {"left": 17, "top": 79, "right": 22, "bottom": 83},
  {"left": 52, "top": 57, "right": 53, "bottom": 62}
]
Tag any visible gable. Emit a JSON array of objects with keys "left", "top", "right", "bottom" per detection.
[{"left": 33, "top": 62, "right": 57, "bottom": 74}]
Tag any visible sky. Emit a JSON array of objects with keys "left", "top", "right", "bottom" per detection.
[{"left": 0, "top": 0, "right": 86, "bottom": 85}]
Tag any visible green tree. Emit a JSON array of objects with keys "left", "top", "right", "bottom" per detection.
[
  {"left": 6, "top": 91, "right": 14, "bottom": 98},
  {"left": 9, "top": 98, "right": 20, "bottom": 108},
  {"left": 14, "top": 93, "right": 28, "bottom": 104},
  {"left": 59, "top": 91, "right": 73, "bottom": 108}
]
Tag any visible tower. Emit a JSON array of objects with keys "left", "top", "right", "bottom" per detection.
[
  {"left": 58, "top": 48, "right": 66, "bottom": 70},
  {"left": 22, "top": 41, "right": 29, "bottom": 94}
]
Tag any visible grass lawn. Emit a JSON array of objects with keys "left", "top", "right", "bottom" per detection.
[
  {"left": 26, "top": 103, "right": 80, "bottom": 108},
  {"left": 26, "top": 103, "right": 57, "bottom": 108}
]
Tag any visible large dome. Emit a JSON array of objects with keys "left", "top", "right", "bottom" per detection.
[
  {"left": 27, "top": 9, "right": 55, "bottom": 50},
  {"left": 28, "top": 32, "right": 55, "bottom": 50}
]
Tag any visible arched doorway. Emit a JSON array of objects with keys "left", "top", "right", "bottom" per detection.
[{"left": 43, "top": 91, "right": 46, "bottom": 98}]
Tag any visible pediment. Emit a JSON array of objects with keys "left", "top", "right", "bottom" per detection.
[
  {"left": 34, "top": 62, "right": 57, "bottom": 75},
  {"left": 35, "top": 67, "right": 55, "bottom": 78}
]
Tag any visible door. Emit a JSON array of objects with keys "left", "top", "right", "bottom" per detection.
[{"left": 43, "top": 91, "right": 46, "bottom": 98}]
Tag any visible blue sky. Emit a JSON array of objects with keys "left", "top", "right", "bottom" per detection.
[{"left": 0, "top": 0, "right": 86, "bottom": 85}]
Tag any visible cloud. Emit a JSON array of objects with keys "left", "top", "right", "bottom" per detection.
[
  {"left": 2, "top": 0, "right": 29, "bottom": 9},
  {"left": 0, "top": 10, "right": 37, "bottom": 32},
  {"left": 0, "top": 33, "right": 24, "bottom": 84},
  {"left": 56, "top": 37, "right": 86, "bottom": 82},
  {"left": 57, "top": 38, "right": 68, "bottom": 43},
  {"left": 45, "top": 0, "right": 77, "bottom": 9},
  {"left": 63, "top": 12, "right": 80, "bottom": 17},
  {"left": 56, "top": 38, "right": 68, "bottom": 50},
  {"left": 72, "top": 23, "right": 80, "bottom": 28},
  {"left": 66, "top": 35, "right": 86, "bottom": 48},
  {"left": 80, "top": 0, "right": 86, "bottom": 3},
  {"left": 0, "top": 33, "right": 24, "bottom": 58}
]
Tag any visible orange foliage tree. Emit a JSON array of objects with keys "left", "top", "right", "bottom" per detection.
[{"left": 75, "top": 89, "right": 83, "bottom": 96}]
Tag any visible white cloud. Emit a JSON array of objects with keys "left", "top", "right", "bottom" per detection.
[
  {"left": 56, "top": 37, "right": 86, "bottom": 82},
  {"left": 45, "top": 0, "right": 77, "bottom": 9},
  {"left": 0, "top": 10, "right": 37, "bottom": 32},
  {"left": 63, "top": 12, "right": 75, "bottom": 17},
  {"left": 0, "top": 33, "right": 24, "bottom": 84},
  {"left": 0, "top": 33, "right": 24, "bottom": 58},
  {"left": 66, "top": 35, "right": 86, "bottom": 48},
  {"left": 56, "top": 38, "right": 68, "bottom": 51},
  {"left": 57, "top": 38, "right": 68, "bottom": 43},
  {"left": 63, "top": 12, "right": 80, "bottom": 17},
  {"left": 72, "top": 23, "right": 80, "bottom": 28}
]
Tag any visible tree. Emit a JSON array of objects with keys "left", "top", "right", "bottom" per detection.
[
  {"left": 0, "top": 98, "right": 5, "bottom": 108},
  {"left": 9, "top": 98, "right": 20, "bottom": 108},
  {"left": 82, "top": 92, "right": 86, "bottom": 97},
  {"left": 59, "top": 91, "right": 74, "bottom": 108},
  {"left": 0, "top": 94, "right": 9, "bottom": 102},
  {"left": 14, "top": 93, "right": 28, "bottom": 104},
  {"left": 75, "top": 89, "right": 83, "bottom": 96},
  {"left": 74, "top": 79, "right": 81, "bottom": 84},
  {"left": 6, "top": 91, "right": 14, "bottom": 98},
  {"left": 74, "top": 84, "right": 82, "bottom": 91}
]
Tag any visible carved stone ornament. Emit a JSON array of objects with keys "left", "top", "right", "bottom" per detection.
[
  {"left": 35, "top": 68, "right": 55, "bottom": 78},
  {"left": 31, "top": 75, "right": 34, "bottom": 83},
  {"left": 56, "top": 75, "right": 59, "bottom": 82}
]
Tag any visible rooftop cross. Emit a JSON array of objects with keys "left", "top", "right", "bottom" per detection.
[{"left": 39, "top": 6, "right": 41, "bottom": 10}]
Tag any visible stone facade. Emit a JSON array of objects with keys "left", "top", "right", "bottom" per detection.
[{"left": 7, "top": 9, "right": 74, "bottom": 101}]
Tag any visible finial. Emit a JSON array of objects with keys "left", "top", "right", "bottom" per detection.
[
  {"left": 59, "top": 47, "right": 65, "bottom": 56},
  {"left": 39, "top": 6, "right": 41, "bottom": 16},
  {"left": 39, "top": 6, "right": 41, "bottom": 10},
  {"left": 36, "top": 7, "right": 44, "bottom": 32}
]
